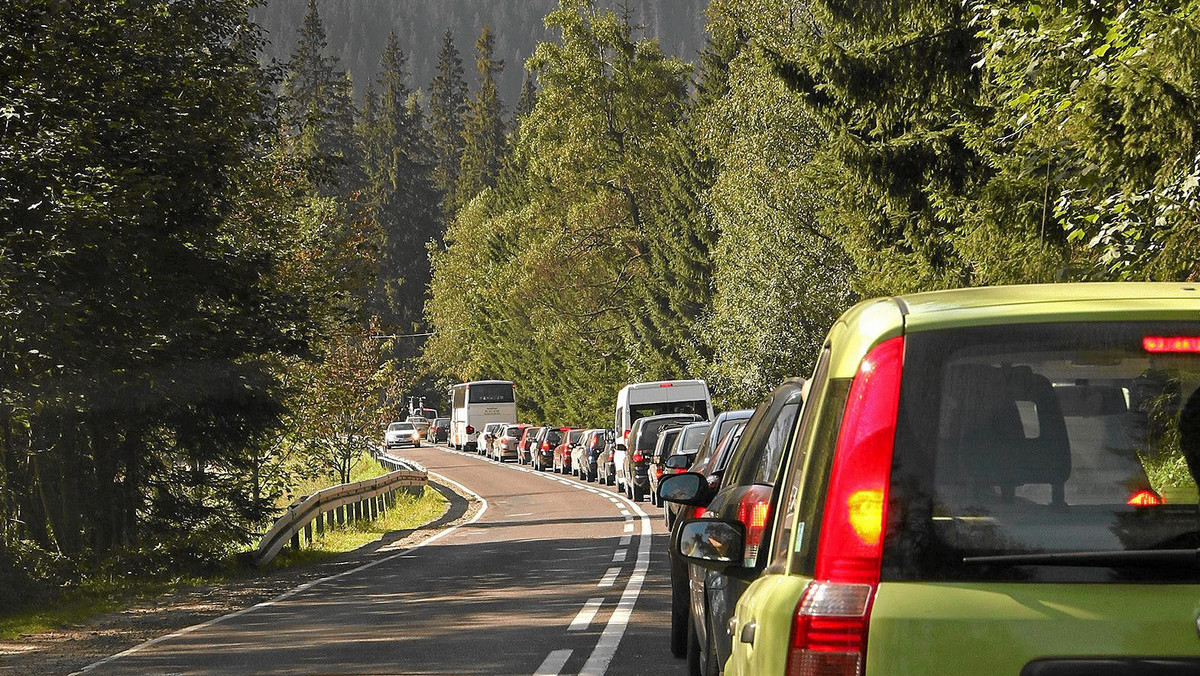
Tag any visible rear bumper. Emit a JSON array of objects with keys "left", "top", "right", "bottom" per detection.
[{"left": 631, "top": 470, "right": 649, "bottom": 488}]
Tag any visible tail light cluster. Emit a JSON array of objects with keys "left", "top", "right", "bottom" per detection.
[
  {"left": 736, "top": 485, "right": 774, "bottom": 567},
  {"left": 465, "top": 426, "right": 475, "bottom": 434},
  {"left": 541, "top": 441, "right": 551, "bottom": 450},
  {"left": 786, "top": 336, "right": 904, "bottom": 676},
  {"left": 631, "top": 452, "right": 645, "bottom": 463}
]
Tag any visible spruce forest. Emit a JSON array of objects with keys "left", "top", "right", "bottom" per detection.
[{"left": 3, "top": 0, "right": 1200, "bottom": 610}]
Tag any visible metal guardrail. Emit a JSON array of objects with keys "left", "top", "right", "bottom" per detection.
[{"left": 254, "top": 456, "right": 428, "bottom": 566}]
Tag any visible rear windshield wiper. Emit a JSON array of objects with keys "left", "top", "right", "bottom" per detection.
[{"left": 963, "top": 549, "right": 1200, "bottom": 568}]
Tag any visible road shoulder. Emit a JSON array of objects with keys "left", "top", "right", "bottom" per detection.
[{"left": 0, "top": 480, "right": 478, "bottom": 676}]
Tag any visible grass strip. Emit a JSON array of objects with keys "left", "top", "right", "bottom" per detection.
[{"left": 0, "top": 484, "right": 447, "bottom": 639}]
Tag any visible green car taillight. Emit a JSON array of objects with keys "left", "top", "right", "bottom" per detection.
[{"left": 787, "top": 337, "right": 904, "bottom": 676}]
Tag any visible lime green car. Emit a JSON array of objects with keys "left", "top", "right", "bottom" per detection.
[{"left": 675, "top": 283, "right": 1200, "bottom": 675}]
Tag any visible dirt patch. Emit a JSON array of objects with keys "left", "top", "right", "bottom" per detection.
[{"left": 0, "top": 481, "right": 476, "bottom": 676}]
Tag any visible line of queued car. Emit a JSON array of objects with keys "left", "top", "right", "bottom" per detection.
[
  {"left": 443, "top": 283, "right": 1200, "bottom": 676},
  {"left": 655, "top": 283, "right": 1200, "bottom": 676}
]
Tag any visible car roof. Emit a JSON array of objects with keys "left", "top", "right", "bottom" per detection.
[
  {"left": 631, "top": 413, "right": 701, "bottom": 426},
  {"left": 828, "top": 282, "right": 1200, "bottom": 379}
]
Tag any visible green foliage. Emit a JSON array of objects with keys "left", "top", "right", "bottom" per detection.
[
  {"left": 427, "top": 0, "right": 692, "bottom": 425},
  {"left": 0, "top": 0, "right": 309, "bottom": 573},
  {"left": 696, "top": 38, "right": 856, "bottom": 407},
  {"left": 971, "top": 0, "right": 1200, "bottom": 280}
]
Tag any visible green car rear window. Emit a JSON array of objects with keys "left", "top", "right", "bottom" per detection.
[{"left": 884, "top": 322, "right": 1200, "bottom": 583}]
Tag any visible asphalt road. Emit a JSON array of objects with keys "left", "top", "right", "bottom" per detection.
[{"left": 74, "top": 444, "right": 684, "bottom": 676}]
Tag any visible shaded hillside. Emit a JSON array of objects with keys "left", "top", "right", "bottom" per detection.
[{"left": 251, "top": 0, "right": 708, "bottom": 108}]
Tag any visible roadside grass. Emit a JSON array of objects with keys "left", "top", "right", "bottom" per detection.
[
  {"left": 0, "top": 484, "right": 447, "bottom": 640},
  {"left": 281, "top": 449, "right": 389, "bottom": 508},
  {"left": 0, "top": 574, "right": 213, "bottom": 640},
  {"left": 269, "top": 486, "right": 448, "bottom": 568}
]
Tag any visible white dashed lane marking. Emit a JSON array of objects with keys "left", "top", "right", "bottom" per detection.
[
  {"left": 533, "top": 649, "right": 573, "bottom": 675},
  {"left": 568, "top": 598, "right": 605, "bottom": 632},
  {"left": 598, "top": 567, "right": 621, "bottom": 588},
  {"left": 612, "top": 549, "right": 627, "bottom": 563}
]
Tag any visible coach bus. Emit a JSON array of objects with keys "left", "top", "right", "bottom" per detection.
[{"left": 449, "top": 380, "right": 517, "bottom": 451}]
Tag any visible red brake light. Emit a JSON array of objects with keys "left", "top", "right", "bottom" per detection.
[
  {"left": 1128, "top": 489, "right": 1163, "bottom": 506},
  {"left": 660, "top": 382, "right": 674, "bottom": 387},
  {"left": 465, "top": 426, "right": 474, "bottom": 434},
  {"left": 632, "top": 452, "right": 645, "bottom": 463},
  {"left": 691, "top": 506, "right": 707, "bottom": 519},
  {"left": 787, "top": 336, "right": 904, "bottom": 676},
  {"left": 1143, "top": 336, "right": 1200, "bottom": 353},
  {"left": 541, "top": 442, "right": 550, "bottom": 450},
  {"left": 735, "top": 485, "right": 774, "bottom": 567},
  {"left": 624, "top": 429, "right": 631, "bottom": 440}
]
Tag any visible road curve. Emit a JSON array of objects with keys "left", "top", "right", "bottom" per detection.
[{"left": 73, "top": 444, "right": 683, "bottom": 676}]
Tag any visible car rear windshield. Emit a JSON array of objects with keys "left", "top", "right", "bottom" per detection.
[
  {"left": 679, "top": 424, "right": 709, "bottom": 453},
  {"left": 545, "top": 430, "right": 563, "bottom": 445},
  {"left": 884, "top": 321, "right": 1200, "bottom": 583},
  {"left": 629, "top": 400, "right": 708, "bottom": 423},
  {"left": 634, "top": 417, "right": 695, "bottom": 451},
  {"left": 503, "top": 426, "right": 523, "bottom": 437},
  {"left": 568, "top": 430, "right": 583, "bottom": 443},
  {"left": 469, "top": 383, "right": 515, "bottom": 403}
]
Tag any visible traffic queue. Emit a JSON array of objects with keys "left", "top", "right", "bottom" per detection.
[{"left": 434, "top": 284, "right": 1200, "bottom": 676}]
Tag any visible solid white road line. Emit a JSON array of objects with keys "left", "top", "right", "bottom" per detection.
[
  {"left": 70, "top": 468, "right": 489, "bottom": 676},
  {"left": 598, "top": 567, "right": 621, "bottom": 588},
  {"left": 568, "top": 598, "right": 605, "bottom": 632},
  {"left": 579, "top": 480, "right": 654, "bottom": 676},
  {"left": 533, "top": 649, "right": 573, "bottom": 676},
  {"left": 612, "top": 549, "right": 627, "bottom": 563}
]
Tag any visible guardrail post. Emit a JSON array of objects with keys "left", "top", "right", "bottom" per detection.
[
  {"left": 304, "top": 521, "right": 313, "bottom": 544},
  {"left": 369, "top": 496, "right": 378, "bottom": 520},
  {"left": 290, "top": 531, "right": 301, "bottom": 551},
  {"left": 315, "top": 511, "right": 324, "bottom": 536},
  {"left": 337, "top": 505, "right": 345, "bottom": 526}
]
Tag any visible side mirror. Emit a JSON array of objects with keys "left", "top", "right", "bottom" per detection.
[
  {"left": 664, "top": 454, "right": 691, "bottom": 470},
  {"left": 675, "top": 519, "right": 744, "bottom": 571},
  {"left": 658, "top": 473, "right": 706, "bottom": 505}
]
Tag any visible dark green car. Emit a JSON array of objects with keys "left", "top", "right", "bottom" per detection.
[{"left": 676, "top": 283, "right": 1200, "bottom": 675}]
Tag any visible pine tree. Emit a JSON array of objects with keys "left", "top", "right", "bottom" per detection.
[
  {"left": 362, "top": 32, "right": 439, "bottom": 330},
  {"left": 514, "top": 72, "right": 537, "bottom": 126},
  {"left": 283, "top": 0, "right": 360, "bottom": 194},
  {"left": 453, "top": 25, "right": 506, "bottom": 211},
  {"left": 427, "top": 30, "right": 468, "bottom": 222}
]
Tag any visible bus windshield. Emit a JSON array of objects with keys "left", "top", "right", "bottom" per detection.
[{"left": 469, "top": 383, "right": 515, "bottom": 404}]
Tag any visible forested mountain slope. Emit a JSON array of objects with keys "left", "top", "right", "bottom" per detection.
[{"left": 251, "top": 0, "right": 707, "bottom": 105}]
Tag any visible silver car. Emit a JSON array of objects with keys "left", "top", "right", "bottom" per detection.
[{"left": 384, "top": 422, "right": 421, "bottom": 449}]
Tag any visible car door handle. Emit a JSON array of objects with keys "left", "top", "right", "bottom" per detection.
[{"left": 739, "top": 621, "right": 757, "bottom": 645}]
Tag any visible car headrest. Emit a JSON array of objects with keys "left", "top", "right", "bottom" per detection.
[{"left": 939, "top": 363, "right": 1072, "bottom": 496}]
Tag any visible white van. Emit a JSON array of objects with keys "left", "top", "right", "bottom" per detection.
[{"left": 613, "top": 379, "right": 714, "bottom": 444}]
